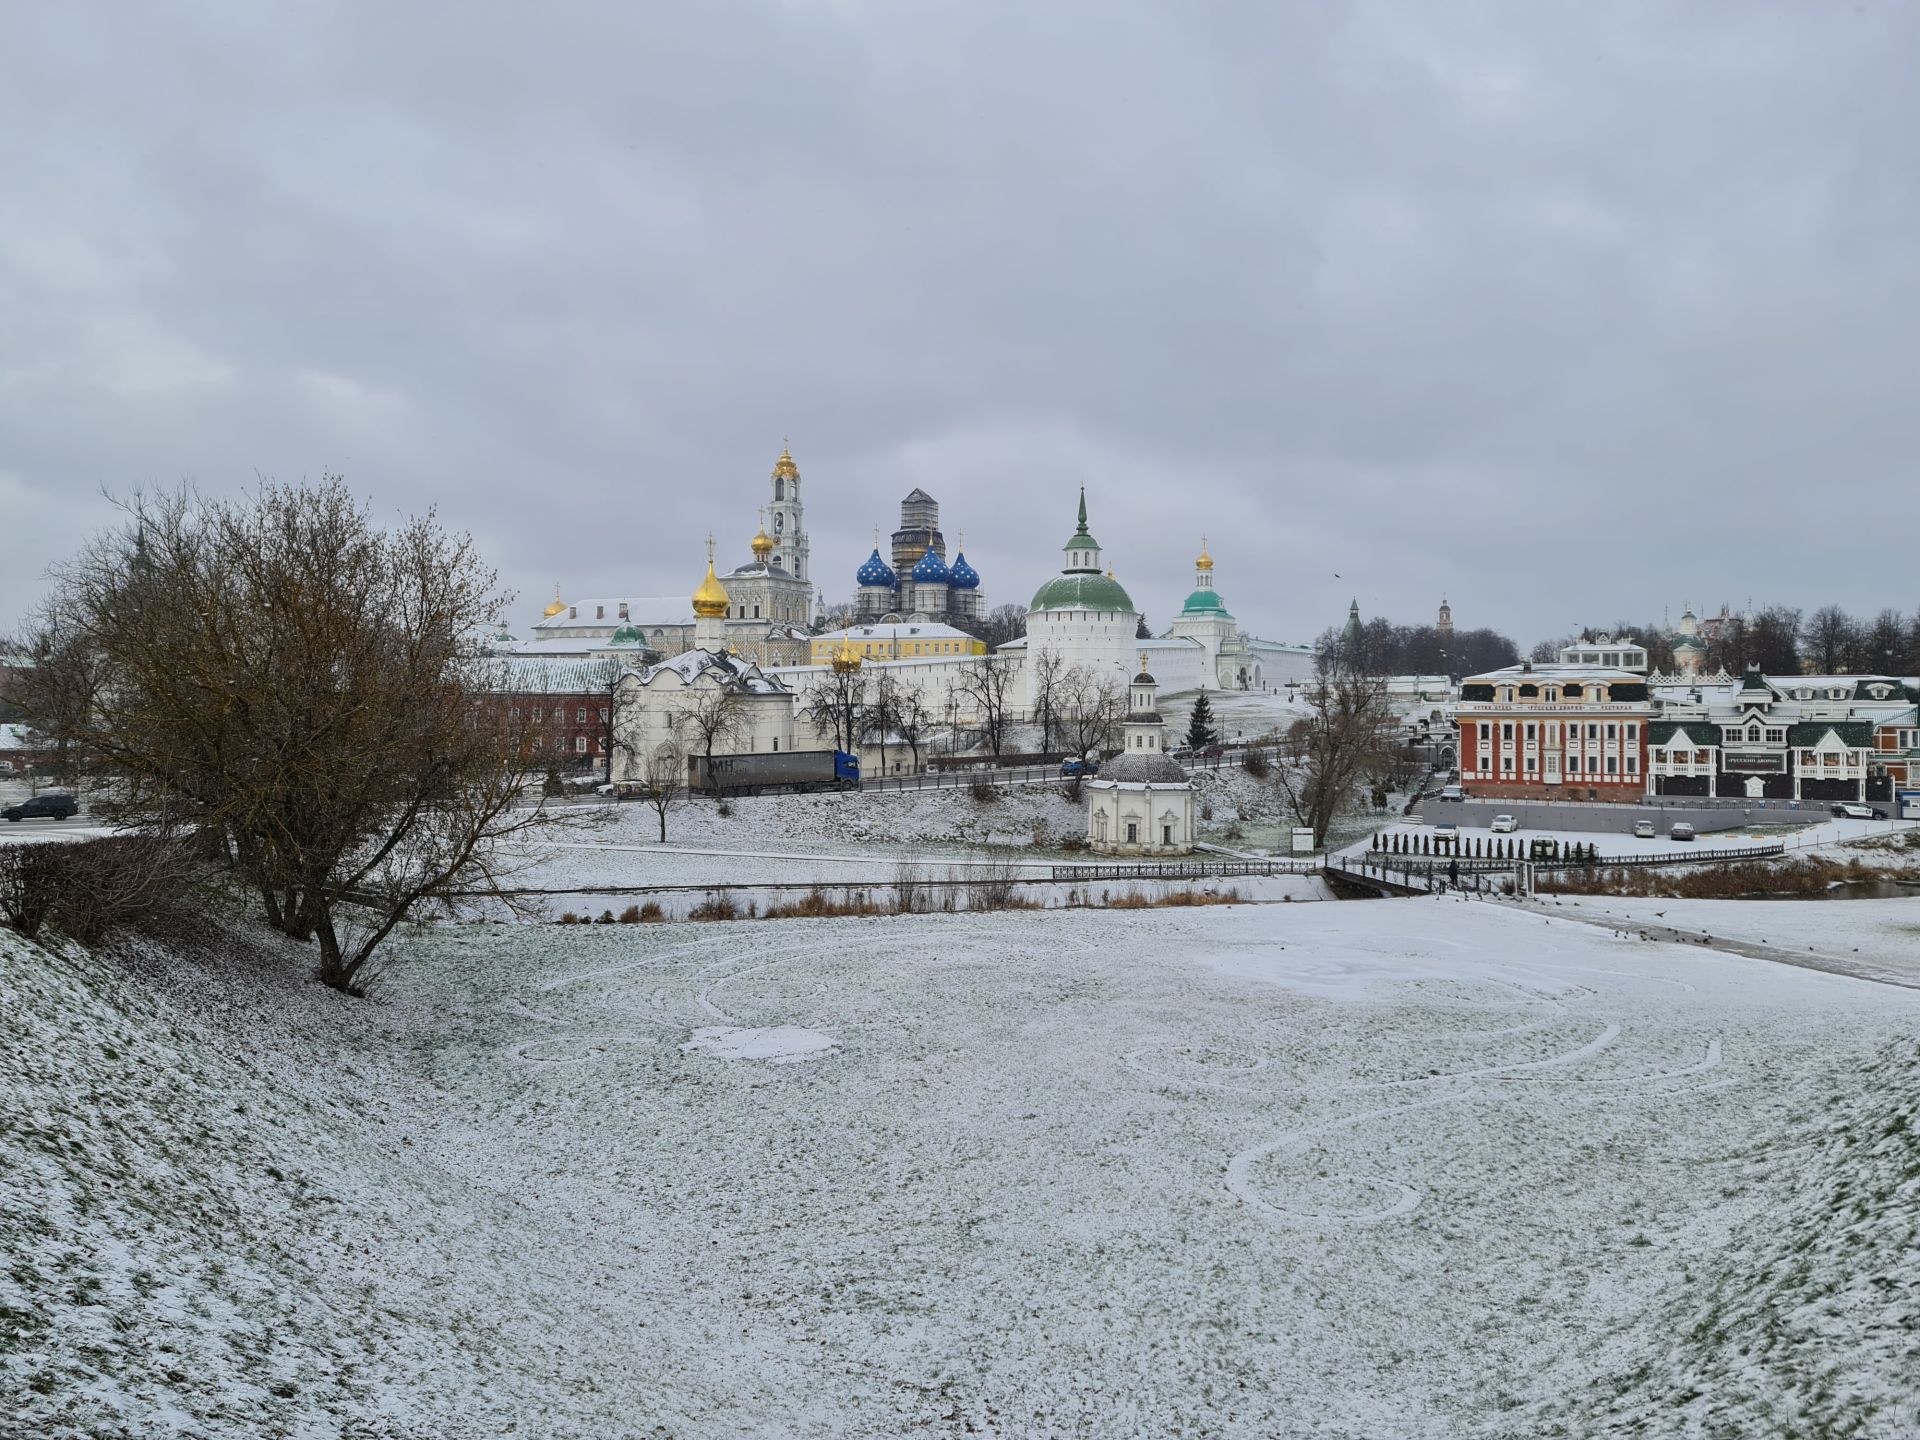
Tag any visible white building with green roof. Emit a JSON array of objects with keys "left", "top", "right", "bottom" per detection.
[
  {"left": 1164, "top": 540, "right": 1315, "bottom": 692},
  {"left": 1023, "top": 491, "right": 1212, "bottom": 706},
  {"left": 1018, "top": 493, "right": 1313, "bottom": 707}
]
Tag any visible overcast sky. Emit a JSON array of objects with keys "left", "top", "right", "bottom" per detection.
[{"left": 4, "top": 1, "right": 1918, "bottom": 647}]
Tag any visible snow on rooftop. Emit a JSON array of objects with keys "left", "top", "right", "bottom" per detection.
[
  {"left": 638, "top": 648, "right": 786, "bottom": 693},
  {"left": 534, "top": 597, "right": 693, "bottom": 629},
  {"left": 812, "top": 621, "right": 975, "bottom": 641}
]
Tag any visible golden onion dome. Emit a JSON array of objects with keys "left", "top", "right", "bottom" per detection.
[
  {"left": 771, "top": 444, "right": 799, "bottom": 481},
  {"left": 692, "top": 558, "right": 730, "bottom": 619},
  {"left": 542, "top": 584, "right": 566, "bottom": 618},
  {"left": 830, "top": 639, "right": 863, "bottom": 673},
  {"left": 751, "top": 524, "right": 775, "bottom": 561},
  {"left": 1195, "top": 538, "right": 1214, "bottom": 573}
]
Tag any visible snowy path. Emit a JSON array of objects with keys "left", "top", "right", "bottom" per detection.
[{"left": 1533, "top": 893, "right": 1920, "bottom": 989}]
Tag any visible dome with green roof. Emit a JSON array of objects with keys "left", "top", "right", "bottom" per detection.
[
  {"left": 609, "top": 623, "right": 647, "bottom": 646},
  {"left": 1179, "top": 588, "right": 1232, "bottom": 617},
  {"left": 1031, "top": 572, "right": 1136, "bottom": 614}
]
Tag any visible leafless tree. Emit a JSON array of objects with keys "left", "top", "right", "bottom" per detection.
[
  {"left": 892, "top": 687, "right": 933, "bottom": 773},
  {"left": 1062, "top": 665, "right": 1124, "bottom": 761},
  {"left": 640, "top": 745, "right": 685, "bottom": 842},
  {"left": 675, "top": 684, "right": 748, "bottom": 797},
  {"left": 971, "top": 603, "right": 1028, "bottom": 650},
  {"left": 1029, "top": 647, "right": 1069, "bottom": 754},
  {"left": 952, "top": 656, "right": 1015, "bottom": 759},
  {"left": 18, "top": 479, "right": 548, "bottom": 994},
  {"left": 1271, "top": 664, "right": 1399, "bottom": 848},
  {"left": 864, "top": 667, "right": 902, "bottom": 776},
  {"left": 7, "top": 624, "right": 110, "bottom": 799},
  {"left": 802, "top": 663, "right": 867, "bottom": 754}
]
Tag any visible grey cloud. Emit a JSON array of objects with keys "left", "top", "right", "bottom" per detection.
[{"left": 4, "top": 1, "right": 1918, "bottom": 647}]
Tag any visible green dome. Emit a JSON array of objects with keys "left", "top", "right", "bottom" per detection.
[
  {"left": 609, "top": 624, "right": 646, "bottom": 645},
  {"left": 1179, "top": 589, "right": 1232, "bottom": 617},
  {"left": 1030, "top": 572, "right": 1135, "bottom": 614}
]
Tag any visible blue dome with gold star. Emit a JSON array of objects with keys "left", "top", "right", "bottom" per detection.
[{"left": 856, "top": 548, "right": 897, "bottom": 588}]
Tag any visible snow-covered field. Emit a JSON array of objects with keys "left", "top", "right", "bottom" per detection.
[{"left": 6, "top": 896, "right": 1918, "bottom": 1437}]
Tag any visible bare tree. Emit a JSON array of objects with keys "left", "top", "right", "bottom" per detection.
[
  {"left": 1272, "top": 664, "right": 1399, "bottom": 848},
  {"left": 1806, "top": 605, "right": 1855, "bottom": 675},
  {"left": 892, "top": 687, "right": 932, "bottom": 773},
  {"left": 640, "top": 745, "right": 684, "bottom": 842},
  {"left": 1029, "top": 647, "right": 1069, "bottom": 754},
  {"left": 863, "top": 667, "right": 895, "bottom": 776},
  {"left": 952, "top": 656, "right": 1014, "bottom": 759},
  {"left": 676, "top": 684, "right": 748, "bottom": 796},
  {"left": 1061, "top": 665, "right": 1124, "bottom": 761},
  {"left": 801, "top": 663, "right": 867, "bottom": 754},
  {"left": 18, "top": 479, "right": 546, "bottom": 994},
  {"left": 972, "top": 603, "right": 1028, "bottom": 650}
]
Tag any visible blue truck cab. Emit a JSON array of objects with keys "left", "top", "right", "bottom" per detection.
[{"left": 834, "top": 751, "right": 861, "bottom": 783}]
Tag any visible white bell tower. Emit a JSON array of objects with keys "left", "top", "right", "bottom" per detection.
[{"left": 768, "top": 443, "right": 808, "bottom": 582}]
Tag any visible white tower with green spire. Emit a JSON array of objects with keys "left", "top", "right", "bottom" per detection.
[
  {"left": 1024, "top": 488, "right": 1140, "bottom": 707},
  {"left": 1167, "top": 536, "right": 1236, "bottom": 688}
]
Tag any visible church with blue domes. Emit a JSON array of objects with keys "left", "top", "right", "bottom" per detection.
[{"left": 853, "top": 488, "right": 986, "bottom": 627}]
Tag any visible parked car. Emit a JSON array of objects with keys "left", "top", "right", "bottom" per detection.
[
  {"left": 1831, "top": 802, "right": 1880, "bottom": 820},
  {"left": 1490, "top": 814, "right": 1520, "bottom": 834},
  {"left": 1632, "top": 820, "right": 1656, "bottom": 839},
  {"left": 1670, "top": 822, "right": 1696, "bottom": 842},
  {"left": 1439, "top": 783, "right": 1464, "bottom": 801},
  {"left": 1197, "top": 744, "right": 1224, "bottom": 759},
  {"left": 3, "top": 793, "right": 78, "bottom": 822},
  {"left": 1432, "top": 822, "right": 1458, "bottom": 846},
  {"left": 1060, "top": 757, "right": 1100, "bottom": 778}
]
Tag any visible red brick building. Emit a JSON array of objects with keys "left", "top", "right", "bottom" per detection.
[
  {"left": 484, "top": 658, "right": 625, "bottom": 771},
  {"left": 1456, "top": 662, "right": 1652, "bottom": 801}
]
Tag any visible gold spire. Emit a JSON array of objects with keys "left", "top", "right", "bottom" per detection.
[
  {"left": 692, "top": 535, "right": 730, "bottom": 619},
  {"left": 1195, "top": 537, "right": 1213, "bottom": 572},
  {"left": 751, "top": 507, "right": 774, "bottom": 561},
  {"left": 772, "top": 442, "right": 799, "bottom": 481},
  {"left": 830, "top": 638, "right": 863, "bottom": 673},
  {"left": 542, "top": 583, "right": 566, "bottom": 618}
]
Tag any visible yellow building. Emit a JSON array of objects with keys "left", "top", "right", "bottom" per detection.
[{"left": 808, "top": 622, "right": 986, "bottom": 666}]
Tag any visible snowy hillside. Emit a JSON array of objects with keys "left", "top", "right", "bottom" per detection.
[
  {"left": 1535, "top": 1038, "right": 1920, "bottom": 1438},
  {"left": 4, "top": 898, "right": 1917, "bottom": 1437}
]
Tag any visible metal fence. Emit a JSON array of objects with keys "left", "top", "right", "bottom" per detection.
[{"left": 1049, "top": 858, "right": 1319, "bottom": 882}]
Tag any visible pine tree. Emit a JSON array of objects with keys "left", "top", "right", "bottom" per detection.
[{"left": 1185, "top": 692, "right": 1219, "bottom": 751}]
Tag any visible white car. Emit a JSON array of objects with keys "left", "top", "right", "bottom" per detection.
[
  {"left": 1833, "top": 802, "right": 1878, "bottom": 820},
  {"left": 1632, "top": 820, "right": 1656, "bottom": 839},
  {"left": 1490, "top": 814, "right": 1519, "bottom": 834}
]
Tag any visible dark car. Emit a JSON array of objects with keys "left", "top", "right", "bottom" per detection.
[
  {"left": 3, "top": 793, "right": 78, "bottom": 822},
  {"left": 1197, "top": 744, "right": 1224, "bottom": 758},
  {"left": 1060, "top": 757, "right": 1100, "bottom": 778}
]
